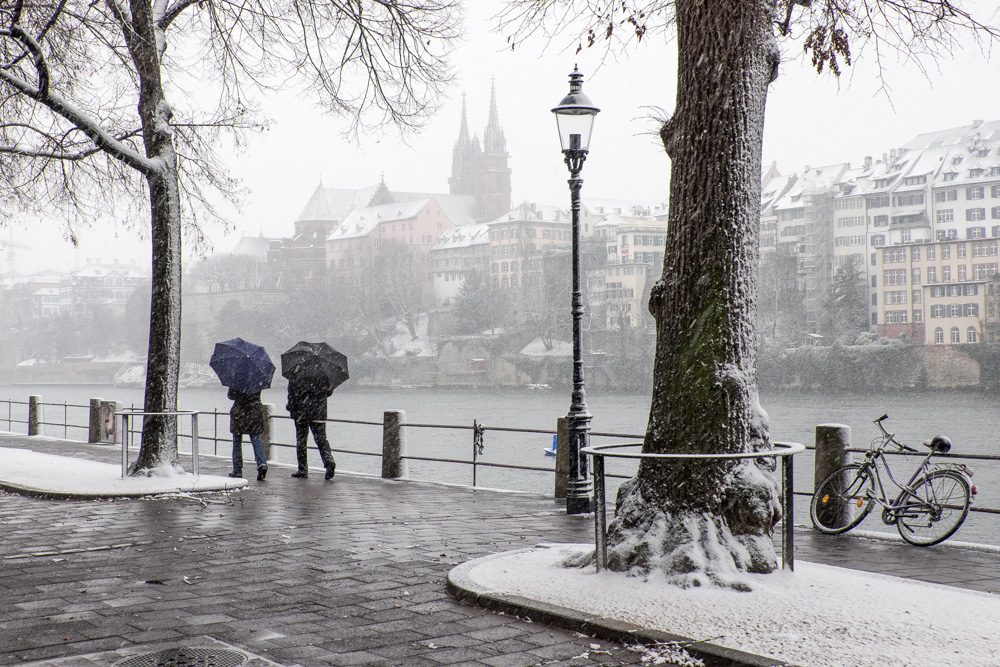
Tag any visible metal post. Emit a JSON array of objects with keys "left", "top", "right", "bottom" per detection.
[
  {"left": 782, "top": 452, "right": 795, "bottom": 571},
  {"left": 191, "top": 413, "right": 200, "bottom": 477},
  {"left": 28, "top": 395, "right": 41, "bottom": 436},
  {"left": 261, "top": 403, "right": 274, "bottom": 461},
  {"left": 593, "top": 453, "right": 607, "bottom": 571},
  {"left": 565, "top": 166, "right": 593, "bottom": 514},
  {"left": 121, "top": 413, "right": 129, "bottom": 478}
]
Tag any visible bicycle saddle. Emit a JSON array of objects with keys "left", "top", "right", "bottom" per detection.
[{"left": 923, "top": 435, "right": 952, "bottom": 453}]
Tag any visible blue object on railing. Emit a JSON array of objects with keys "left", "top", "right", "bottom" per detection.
[{"left": 544, "top": 434, "right": 557, "bottom": 456}]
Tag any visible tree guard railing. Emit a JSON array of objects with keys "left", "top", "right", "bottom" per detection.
[
  {"left": 116, "top": 409, "right": 200, "bottom": 478},
  {"left": 582, "top": 441, "right": 806, "bottom": 573}
]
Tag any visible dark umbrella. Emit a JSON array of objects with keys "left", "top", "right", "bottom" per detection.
[
  {"left": 281, "top": 341, "right": 350, "bottom": 391},
  {"left": 209, "top": 338, "right": 275, "bottom": 393}
]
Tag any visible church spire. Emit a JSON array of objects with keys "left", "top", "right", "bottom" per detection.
[
  {"left": 456, "top": 92, "right": 471, "bottom": 146},
  {"left": 483, "top": 79, "right": 506, "bottom": 155}
]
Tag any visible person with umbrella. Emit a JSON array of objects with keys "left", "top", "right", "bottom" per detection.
[
  {"left": 228, "top": 387, "right": 268, "bottom": 480},
  {"left": 209, "top": 338, "right": 275, "bottom": 481},
  {"left": 282, "top": 342, "right": 349, "bottom": 480}
]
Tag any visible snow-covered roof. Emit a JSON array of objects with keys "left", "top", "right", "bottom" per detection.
[
  {"left": 431, "top": 223, "right": 490, "bottom": 251},
  {"left": 296, "top": 182, "right": 477, "bottom": 226},
  {"left": 229, "top": 234, "right": 275, "bottom": 260},
  {"left": 328, "top": 199, "right": 432, "bottom": 241},
  {"left": 581, "top": 198, "right": 662, "bottom": 219},
  {"left": 66, "top": 263, "right": 147, "bottom": 279},
  {"left": 487, "top": 203, "right": 567, "bottom": 225}
]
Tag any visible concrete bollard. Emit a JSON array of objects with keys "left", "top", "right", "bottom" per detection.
[
  {"left": 814, "top": 423, "right": 853, "bottom": 488},
  {"left": 261, "top": 403, "right": 274, "bottom": 461},
  {"left": 554, "top": 416, "right": 568, "bottom": 499},
  {"left": 89, "top": 398, "right": 103, "bottom": 443},
  {"left": 28, "top": 395, "right": 42, "bottom": 436},
  {"left": 382, "top": 410, "right": 408, "bottom": 479}
]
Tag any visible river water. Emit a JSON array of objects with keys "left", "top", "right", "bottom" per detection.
[{"left": 3, "top": 383, "right": 998, "bottom": 546}]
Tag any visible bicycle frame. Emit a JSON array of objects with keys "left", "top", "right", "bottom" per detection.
[{"left": 856, "top": 420, "right": 957, "bottom": 523}]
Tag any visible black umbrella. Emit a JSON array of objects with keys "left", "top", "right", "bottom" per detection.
[
  {"left": 209, "top": 338, "right": 275, "bottom": 393},
  {"left": 281, "top": 341, "right": 349, "bottom": 391}
]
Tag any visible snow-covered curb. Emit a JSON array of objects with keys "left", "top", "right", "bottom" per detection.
[
  {"left": 0, "top": 447, "right": 247, "bottom": 498},
  {"left": 449, "top": 543, "right": 1000, "bottom": 667}
]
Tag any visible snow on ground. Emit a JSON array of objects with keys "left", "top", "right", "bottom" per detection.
[
  {"left": 0, "top": 446, "right": 246, "bottom": 497},
  {"left": 460, "top": 544, "right": 1000, "bottom": 667},
  {"left": 380, "top": 313, "right": 439, "bottom": 357}
]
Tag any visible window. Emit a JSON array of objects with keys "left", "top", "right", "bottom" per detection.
[
  {"left": 872, "top": 294, "right": 878, "bottom": 307},
  {"left": 967, "top": 208, "right": 986, "bottom": 221},
  {"left": 928, "top": 267, "right": 937, "bottom": 282},
  {"left": 927, "top": 247, "right": 936, "bottom": 260},
  {"left": 903, "top": 175, "right": 927, "bottom": 185},
  {"left": 993, "top": 207, "right": 1000, "bottom": 220},
  {"left": 942, "top": 245, "right": 951, "bottom": 259},
  {"left": 936, "top": 209, "right": 954, "bottom": 223},
  {"left": 871, "top": 276, "right": 878, "bottom": 288},
  {"left": 944, "top": 172, "right": 958, "bottom": 181},
  {"left": 901, "top": 230, "right": 912, "bottom": 243},
  {"left": 885, "top": 290, "right": 907, "bottom": 305},
  {"left": 872, "top": 214, "right": 889, "bottom": 227},
  {"left": 911, "top": 268, "right": 921, "bottom": 284},
  {"left": 883, "top": 248, "right": 907, "bottom": 263},
  {"left": 951, "top": 327, "right": 961, "bottom": 344},
  {"left": 968, "top": 187, "right": 985, "bottom": 200},
  {"left": 912, "top": 289, "right": 922, "bottom": 304},
  {"left": 974, "top": 262, "right": 999, "bottom": 280},
  {"left": 968, "top": 327, "right": 978, "bottom": 344},
  {"left": 885, "top": 310, "right": 908, "bottom": 323},
  {"left": 931, "top": 305, "right": 945, "bottom": 318},
  {"left": 893, "top": 193, "right": 924, "bottom": 206},
  {"left": 868, "top": 195, "right": 890, "bottom": 208},
  {"left": 958, "top": 265, "right": 967, "bottom": 281},
  {"left": 883, "top": 269, "right": 907, "bottom": 285},
  {"left": 964, "top": 284, "right": 978, "bottom": 296},
  {"left": 871, "top": 234, "right": 886, "bottom": 247},
  {"left": 943, "top": 266, "right": 951, "bottom": 282},
  {"left": 949, "top": 304, "right": 961, "bottom": 317},
  {"left": 935, "top": 190, "right": 958, "bottom": 202},
  {"left": 973, "top": 240, "right": 998, "bottom": 257},
  {"left": 992, "top": 185, "right": 1000, "bottom": 198},
  {"left": 913, "top": 309, "right": 923, "bottom": 323},
  {"left": 934, "top": 328, "right": 945, "bottom": 344},
  {"left": 911, "top": 247, "right": 921, "bottom": 261},
  {"left": 957, "top": 243, "right": 967, "bottom": 258}
]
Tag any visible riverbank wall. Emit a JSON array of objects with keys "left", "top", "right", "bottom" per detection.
[{"left": 0, "top": 342, "right": 989, "bottom": 391}]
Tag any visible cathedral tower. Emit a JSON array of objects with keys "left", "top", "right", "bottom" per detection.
[{"left": 448, "top": 85, "right": 512, "bottom": 222}]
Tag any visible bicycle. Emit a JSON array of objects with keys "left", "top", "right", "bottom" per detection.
[{"left": 810, "top": 414, "right": 977, "bottom": 546}]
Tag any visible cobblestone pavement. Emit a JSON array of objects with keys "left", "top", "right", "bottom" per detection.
[{"left": 2, "top": 436, "right": 999, "bottom": 667}]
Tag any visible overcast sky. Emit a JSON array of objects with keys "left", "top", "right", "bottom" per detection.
[{"left": 7, "top": 1, "right": 1000, "bottom": 274}]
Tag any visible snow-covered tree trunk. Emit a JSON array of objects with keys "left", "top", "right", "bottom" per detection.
[
  {"left": 605, "top": 0, "right": 782, "bottom": 587},
  {"left": 126, "top": 1, "right": 182, "bottom": 474}
]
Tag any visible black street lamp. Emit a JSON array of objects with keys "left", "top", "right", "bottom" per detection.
[{"left": 552, "top": 67, "right": 599, "bottom": 515}]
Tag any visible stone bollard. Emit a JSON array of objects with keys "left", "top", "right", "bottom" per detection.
[
  {"left": 554, "top": 416, "right": 568, "bottom": 499},
  {"left": 261, "top": 403, "right": 275, "bottom": 461},
  {"left": 28, "top": 395, "right": 42, "bottom": 436},
  {"left": 813, "top": 424, "right": 853, "bottom": 526},
  {"left": 89, "top": 398, "right": 103, "bottom": 443},
  {"left": 382, "top": 410, "right": 408, "bottom": 479},
  {"left": 814, "top": 423, "right": 853, "bottom": 488}
]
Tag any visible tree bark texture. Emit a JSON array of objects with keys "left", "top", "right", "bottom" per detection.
[
  {"left": 605, "top": 0, "right": 781, "bottom": 586},
  {"left": 126, "top": 1, "right": 182, "bottom": 474}
]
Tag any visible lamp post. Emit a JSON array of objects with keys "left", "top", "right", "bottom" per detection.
[{"left": 552, "top": 67, "right": 599, "bottom": 515}]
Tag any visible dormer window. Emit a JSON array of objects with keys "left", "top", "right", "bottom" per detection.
[
  {"left": 969, "top": 168, "right": 984, "bottom": 178},
  {"left": 952, "top": 156, "right": 963, "bottom": 165},
  {"left": 903, "top": 175, "right": 926, "bottom": 186},
  {"left": 944, "top": 172, "right": 957, "bottom": 181}
]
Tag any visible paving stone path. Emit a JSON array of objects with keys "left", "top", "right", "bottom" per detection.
[{"left": 2, "top": 435, "right": 999, "bottom": 666}]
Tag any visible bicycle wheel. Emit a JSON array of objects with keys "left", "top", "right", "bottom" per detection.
[
  {"left": 897, "top": 470, "right": 971, "bottom": 546},
  {"left": 810, "top": 463, "right": 875, "bottom": 534}
]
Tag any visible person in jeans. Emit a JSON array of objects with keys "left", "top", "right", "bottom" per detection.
[
  {"left": 286, "top": 376, "right": 336, "bottom": 479},
  {"left": 228, "top": 387, "right": 268, "bottom": 480}
]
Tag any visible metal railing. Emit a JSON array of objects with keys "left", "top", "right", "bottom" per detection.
[
  {"left": 117, "top": 409, "right": 201, "bottom": 478},
  {"left": 2, "top": 395, "right": 999, "bottom": 522},
  {"left": 582, "top": 441, "right": 805, "bottom": 572}
]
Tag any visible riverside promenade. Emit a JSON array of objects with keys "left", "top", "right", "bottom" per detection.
[{"left": 3, "top": 433, "right": 1000, "bottom": 667}]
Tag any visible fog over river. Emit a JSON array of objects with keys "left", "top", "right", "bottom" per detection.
[{"left": 3, "top": 384, "right": 998, "bottom": 547}]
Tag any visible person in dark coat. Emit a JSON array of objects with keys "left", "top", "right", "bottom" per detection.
[
  {"left": 286, "top": 375, "right": 336, "bottom": 479},
  {"left": 228, "top": 388, "right": 268, "bottom": 480}
]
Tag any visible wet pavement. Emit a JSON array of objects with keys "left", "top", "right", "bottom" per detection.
[{"left": 2, "top": 434, "right": 999, "bottom": 666}]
